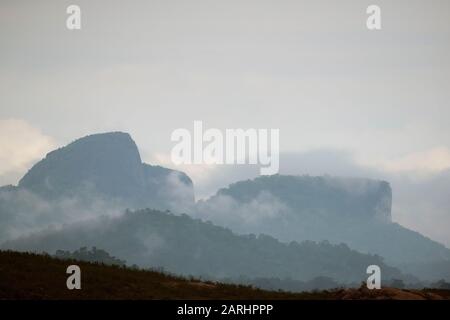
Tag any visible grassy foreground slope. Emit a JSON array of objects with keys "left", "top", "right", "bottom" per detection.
[{"left": 0, "top": 251, "right": 449, "bottom": 300}]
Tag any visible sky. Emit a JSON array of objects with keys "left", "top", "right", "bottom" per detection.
[{"left": 1, "top": 0, "right": 450, "bottom": 245}]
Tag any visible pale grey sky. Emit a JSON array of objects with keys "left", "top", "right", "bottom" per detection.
[{"left": 1, "top": 0, "right": 450, "bottom": 245}]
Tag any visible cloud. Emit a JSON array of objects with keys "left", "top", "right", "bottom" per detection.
[
  {"left": 149, "top": 152, "right": 219, "bottom": 187},
  {"left": 0, "top": 118, "right": 55, "bottom": 185},
  {"left": 150, "top": 148, "right": 450, "bottom": 247},
  {"left": 390, "top": 169, "right": 450, "bottom": 248},
  {"left": 377, "top": 147, "right": 450, "bottom": 173},
  {"left": 147, "top": 151, "right": 260, "bottom": 199},
  {"left": 194, "top": 190, "right": 291, "bottom": 235},
  {"left": 0, "top": 187, "right": 125, "bottom": 243}
]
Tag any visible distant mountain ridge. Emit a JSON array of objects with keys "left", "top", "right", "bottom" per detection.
[
  {"left": 212, "top": 175, "right": 391, "bottom": 221},
  {"left": 2, "top": 209, "right": 412, "bottom": 285},
  {"left": 1, "top": 131, "right": 449, "bottom": 284},
  {"left": 18, "top": 132, "right": 194, "bottom": 210},
  {"left": 194, "top": 175, "right": 450, "bottom": 280},
  {"left": 0, "top": 132, "right": 194, "bottom": 243}
]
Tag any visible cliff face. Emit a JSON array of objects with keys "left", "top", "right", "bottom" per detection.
[
  {"left": 19, "top": 132, "right": 144, "bottom": 200},
  {"left": 0, "top": 132, "right": 195, "bottom": 244},
  {"left": 194, "top": 175, "right": 450, "bottom": 268},
  {"left": 194, "top": 175, "right": 393, "bottom": 240},
  {"left": 17, "top": 132, "right": 194, "bottom": 211},
  {"left": 214, "top": 175, "right": 392, "bottom": 222}
]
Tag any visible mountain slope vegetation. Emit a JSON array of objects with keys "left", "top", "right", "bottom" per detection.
[
  {"left": 2, "top": 209, "right": 411, "bottom": 285},
  {"left": 194, "top": 175, "right": 450, "bottom": 280}
]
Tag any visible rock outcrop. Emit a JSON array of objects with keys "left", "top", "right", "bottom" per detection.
[{"left": 17, "top": 132, "right": 194, "bottom": 210}]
